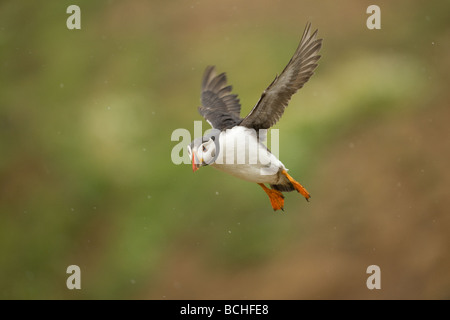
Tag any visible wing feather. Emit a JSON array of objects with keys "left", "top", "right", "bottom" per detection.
[
  {"left": 240, "top": 23, "right": 322, "bottom": 130},
  {"left": 198, "top": 66, "right": 242, "bottom": 130}
]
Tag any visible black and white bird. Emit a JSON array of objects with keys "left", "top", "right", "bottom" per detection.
[{"left": 187, "top": 23, "right": 322, "bottom": 211}]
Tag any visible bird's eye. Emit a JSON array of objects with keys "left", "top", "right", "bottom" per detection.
[{"left": 202, "top": 145, "right": 206, "bottom": 152}]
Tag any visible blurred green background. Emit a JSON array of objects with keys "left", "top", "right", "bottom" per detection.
[{"left": 1, "top": 0, "right": 449, "bottom": 299}]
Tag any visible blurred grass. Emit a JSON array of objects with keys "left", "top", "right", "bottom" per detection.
[{"left": 0, "top": 0, "right": 449, "bottom": 299}]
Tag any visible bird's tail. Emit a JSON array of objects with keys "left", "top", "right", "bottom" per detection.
[{"left": 270, "top": 182, "right": 295, "bottom": 192}]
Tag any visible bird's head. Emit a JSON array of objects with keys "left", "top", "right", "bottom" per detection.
[{"left": 187, "top": 131, "right": 219, "bottom": 172}]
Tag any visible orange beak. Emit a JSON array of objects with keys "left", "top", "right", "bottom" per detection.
[{"left": 192, "top": 153, "right": 199, "bottom": 172}]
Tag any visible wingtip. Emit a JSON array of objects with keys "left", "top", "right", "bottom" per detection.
[
  {"left": 205, "top": 65, "right": 216, "bottom": 72},
  {"left": 202, "top": 65, "right": 217, "bottom": 90},
  {"left": 303, "top": 22, "right": 311, "bottom": 37},
  {"left": 203, "top": 65, "right": 216, "bottom": 78},
  {"left": 303, "top": 22, "right": 320, "bottom": 39},
  {"left": 301, "top": 21, "right": 319, "bottom": 45}
]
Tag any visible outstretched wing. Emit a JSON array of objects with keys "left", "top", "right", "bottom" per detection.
[
  {"left": 198, "top": 66, "right": 242, "bottom": 130},
  {"left": 240, "top": 23, "right": 322, "bottom": 131}
]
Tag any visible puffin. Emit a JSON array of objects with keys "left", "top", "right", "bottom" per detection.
[{"left": 187, "top": 23, "right": 322, "bottom": 211}]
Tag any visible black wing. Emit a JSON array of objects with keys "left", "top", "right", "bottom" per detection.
[
  {"left": 240, "top": 23, "right": 322, "bottom": 131},
  {"left": 198, "top": 66, "right": 242, "bottom": 130}
]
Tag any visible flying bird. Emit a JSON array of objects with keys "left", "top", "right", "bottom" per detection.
[{"left": 187, "top": 23, "right": 322, "bottom": 211}]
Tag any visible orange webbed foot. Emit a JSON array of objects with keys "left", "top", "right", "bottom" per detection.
[
  {"left": 258, "top": 183, "right": 285, "bottom": 211},
  {"left": 281, "top": 170, "right": 311, "bottom": 202}
]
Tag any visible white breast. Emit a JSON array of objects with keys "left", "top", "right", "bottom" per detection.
[{"left": 210, "top": 126, "right": 286, "bottom": 184}]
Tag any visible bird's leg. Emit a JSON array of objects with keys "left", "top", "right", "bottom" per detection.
[
  {"left": 258, "top": 183, "right": 285, "bottom": 211},
  {"left": 281, "top": 170, "right": 311, "bottom": 202}
]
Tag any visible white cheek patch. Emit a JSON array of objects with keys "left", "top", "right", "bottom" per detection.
[
  {"left": 197, "top": 147, "right": 205, "bottom": 161},
  {"left": 198, "top": 142, "right": 217, "bottom": 165},
  {"left": 205, "top": 142, "right": 215, "bottom": 157}
]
